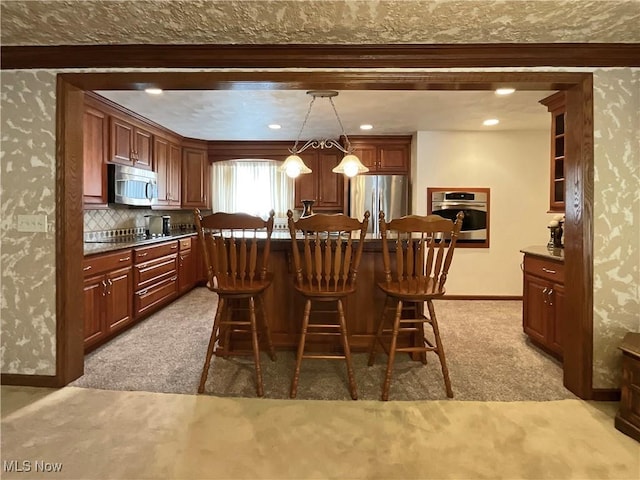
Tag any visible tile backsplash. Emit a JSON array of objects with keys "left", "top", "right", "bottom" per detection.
[{"left": 83, "top": 207, "right": 204, "bottom": 240}]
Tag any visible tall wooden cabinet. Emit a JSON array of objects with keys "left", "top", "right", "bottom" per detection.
[
  {"left": 539, "top": 92, "right": 566, "bottom": 212},
  {"left": 83, "top": 97, "right": 109, "bottom": 207},
  {"left": 182, "top": 139, "right": 210, "bottom": 208},
  {"left": 154, "top": 135, "right": 182, "bottom": 208},
  {"left": 522, "top": 250, "right": 565, "bottom": 359}
]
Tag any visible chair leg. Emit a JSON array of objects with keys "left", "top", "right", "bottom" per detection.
[
  {"left": 221, "top": 300, "right": 234, "bottom": 359},
  {"left": 337, "top": 299, "right": 357, "bottom": 400},
  {"left": 257, "top": 294, "right": 277, "bottom": 362},
  {"left": 368, "top": 295, "right": 391, "bottom": 366},
  {"left": 198, "top": 297, "right": 225, "bottom": 394},
  {"left": 290, "top": 298, "right": 312, "bottom": 399},
  {"left": 426, "top": 299, "right": 453, "bottom": 398},
  {"left": 381, "top": 299, "right": 403, "bottom": 401},
  {"left": 248, "top": 297, "right": 264, "bottom": 397}
]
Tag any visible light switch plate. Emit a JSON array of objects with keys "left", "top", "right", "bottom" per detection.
[{"left": 17, "top": 214, "right": 48, "bottom": 232}]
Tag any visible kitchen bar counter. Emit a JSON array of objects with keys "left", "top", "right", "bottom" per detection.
[
  {"left": 84, "top": 231, "right": 415, "bottom": 353},
  {"left": 85, "top": 231, "right": 387, "bottom": 256}
]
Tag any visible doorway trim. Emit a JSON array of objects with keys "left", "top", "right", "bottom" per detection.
[{"left": 49, "top": 68, "right": 595, "bottom": 398}]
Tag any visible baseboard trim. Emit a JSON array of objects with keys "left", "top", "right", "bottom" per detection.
[
  {"left": 591, "top": 388, "right": 621, "bottom": 401},
  {"left": 443, "top": 295, "right": 523, "bottom": 301},
  {"left": 1, "top": 373, "right": 61, "bottom": 388}
]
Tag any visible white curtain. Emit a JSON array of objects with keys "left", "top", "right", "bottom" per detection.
[{"left": 210, "top": 160, "right": 294, "bottom": 218}]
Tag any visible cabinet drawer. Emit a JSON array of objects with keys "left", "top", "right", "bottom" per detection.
[
  {"left": 523, "top": 256, "right": 565, "bottom": 283},
  {"left": 83, "top": 249, "right": 133, "bottom": 276},
  {"left": 179, "top": 237, "right": 192, "bottom": 250},
  {"left": 134, "top": 275, "right": 178, "bottom": 317},
  {"left": 134, "top": 241, "right": 179, "bottom": 262},
  {"left": 133, "top": 254, "right": 177, "bottom": 291}
]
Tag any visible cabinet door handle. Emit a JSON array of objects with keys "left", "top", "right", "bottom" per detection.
[
  {"left": 138, "top": 252, "right": 148, "bottom": 258},
  {"left": 119, "top": 256, "right": 130, "bottom": 262},
  {"left": 101, "top": 280, "right": 107, "bottom": 296},
  {"left": 171, "top": 245, "right": 178, "bottom": 249},
  {"left": 83, "top": 265, "right": 92, "bottom": 271},
  {"left": 542, "top": 267, "right": 556, "bottom": 274},
  {"left": 548, "top": 288, "right": 554, "bottom": 306},
  {"left": 170, "top": 276, "right": 178, "bottom": 282},
  {"left": 138, "top": 289, "right": 148, "bottom": 296},
  {"left": 542, "top": 287, "right": 548, "bottom": 304},
  {"left": 106, "top": 278, "right": 113, "bottom": 294}
]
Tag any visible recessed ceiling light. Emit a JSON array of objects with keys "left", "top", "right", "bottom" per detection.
[
  {"left": 483, "top": 119, "right": 500, "bottom": 126},
  {"left": 145, "top": 88, "right": 163, "bottom": 95},
  {"left": 495, "top": 88, "right": 516, "bottom": 96},
  {"left": 268, "top": 124, "right": 282, "bottom": 130},
  {"left": 359, "top": 124, "right": 373, "bottom": 131}
]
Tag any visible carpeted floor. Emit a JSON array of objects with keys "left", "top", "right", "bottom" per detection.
[
  {"left": 1, "top": 386, "right": 638, "bottom": 480},
  {"left": 71, "top": 287, "right": 576, "bottom": 401}
]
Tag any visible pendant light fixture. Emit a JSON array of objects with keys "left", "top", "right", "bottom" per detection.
[{"left": 280, "top": 90, "right": 369, "bottom": 178}]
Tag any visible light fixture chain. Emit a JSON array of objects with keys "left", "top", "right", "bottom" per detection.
[
  {"left": 292, "top": 96, "right": 316, "bottom": 153},
  {"left": 329, "top": 97, "right": 352, "bottom": 153}
]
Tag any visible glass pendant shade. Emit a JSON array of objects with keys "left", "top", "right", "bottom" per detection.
[
  {"left": 280, "top": 154, "right": 312, "bottom": 178},
  {"left": 332, "top": 154, "right": 369, "bottom": 178},
  {"left": 284, "top": 90, "right": 369, "bottom": 178}
]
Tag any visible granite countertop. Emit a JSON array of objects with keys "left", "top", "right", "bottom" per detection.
[
  {"left": 520, "top": 245, "right": 565, "bottom": 262},
  {"left": 84, "top": 231, "right": 199, "bottom": 256}
]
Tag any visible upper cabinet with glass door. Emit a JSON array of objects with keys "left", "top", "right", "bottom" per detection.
[{"left": 539, "top": 92, "right": 566, "bottom": 213}]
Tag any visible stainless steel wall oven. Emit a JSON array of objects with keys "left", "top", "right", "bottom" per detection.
[{"left": 428, "top": 188, "right": 490, "bottom": 247}]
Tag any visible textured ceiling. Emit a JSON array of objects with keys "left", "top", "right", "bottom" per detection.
[
  {"left": 2, "top": 0, "right": 640, "bottom": 46},
  {"left": 4, "top": 0, "right": 633, "bottom": 139},
  {"left": 97, "top": 89, "right": 553, "bottom": 139}
]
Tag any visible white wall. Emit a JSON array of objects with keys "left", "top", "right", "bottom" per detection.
[{"left": 412, "top": 130, "right": 551, "bottom": 296}]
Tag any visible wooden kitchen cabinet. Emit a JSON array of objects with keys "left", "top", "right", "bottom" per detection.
[
  {"left": 540, "top": 92, "right": 566, "bottom": 212},
  {"left": 154, "top": 135, "right": 182, "bottom": 208},
  {"left": 294, "top": 149, "right": 344, "bottom": 211},
  {"left": 133, "top": 241, "right": 179, "bottom": 318},
  {"left": 178, "top": 237, "right": 197, "bottom": 294},
  {"left": 110, "top": 113, "right": 153, "bottom": 170},
  {"left": 616, "top": 332, "right": 640, "bottom": 442},
  {"left": 347, "top": 135, "right": 411, "bottom": 174},
  {"left": 182, "top": 140, "right": 209, "bottom": 208},
  {"left": 83, "top": 97, "right": 109, "bottom": 207},
  {"left": 83, "top": 249, "right": 134, "bottom": 351},
  {"left": 522, "top": 253, "right": 565, "bottom": 359}
]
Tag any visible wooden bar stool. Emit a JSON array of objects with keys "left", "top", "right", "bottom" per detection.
[
  {"left": 368, "top": 211, "right": 464, "bottom": 401},
  {"left": 287, "top": 210, "right": 370, "bottom": 400},
  {"left": 194, "top": 209, "right": 277, "bottom": 397}
]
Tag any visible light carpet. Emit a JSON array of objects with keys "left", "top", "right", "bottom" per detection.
[
  {"left": 71, "top": 287, "right": 575, "bottom": 401},
  {"left": 1, "top": 386, "right": 638, "bottom": 480}
]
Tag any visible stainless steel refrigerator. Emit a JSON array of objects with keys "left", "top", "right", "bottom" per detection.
[{"left": 349, "top": 175, "right": 408, "bottom": 235}]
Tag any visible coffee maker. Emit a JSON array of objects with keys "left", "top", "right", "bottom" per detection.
[{"left": 162, "top": 216, "right": 171, "bottom": 236}]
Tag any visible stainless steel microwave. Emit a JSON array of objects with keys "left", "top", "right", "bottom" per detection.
[{"left": 108, "top": 164, "right": 158, "bottom": 207}]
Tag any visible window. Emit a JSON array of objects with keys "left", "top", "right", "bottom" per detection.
[{"left": 210, "top": 159, "right": 294, "bottom": 218}]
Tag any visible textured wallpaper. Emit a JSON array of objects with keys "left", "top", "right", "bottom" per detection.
[
  {"left": 1, "top": 71, "right": 57, "bottom": 374},
  {"left": 592, "top": 69, "right": 640, "bottom": 389},
  {"left": 1, "top": 0, "right": 639, "bottom": 45},
  {"left": 1, "top": 68, "right": 639, "bottom": 392}
]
